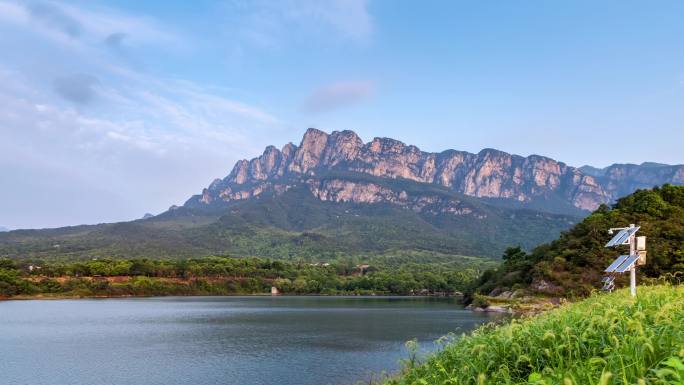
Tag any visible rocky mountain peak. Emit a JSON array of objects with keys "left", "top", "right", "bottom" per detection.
[
  {"left": 368, "top": 137, "right": 420, "bottom": 156},
  {"left": 322, "top": 130, "right": 364, "bottom": 166},
  {"left": 184, "top": 128, "right": 682, "bottom": 214},
  {"left": 281, "top": 142, "right": 297, "bottom": 157},
  {"left": 208, "top": 178, "right": 223, "bottom": 191},
  {"left": 289, "top": 128, "right": 330, "bottom": 174}
]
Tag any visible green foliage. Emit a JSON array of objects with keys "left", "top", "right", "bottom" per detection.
[
  {"left": 0, "top": 181, "right": 578, "bottom": 260},
  {"left": 1, "top": 254, "right": 492, "bottom": 298},
  {"left": 388, "top": 284, "right": 684, "bottom": 385},
  {"left": 0, "top": 258, "right": 17, "bottom": 270},
  {"left": 470, "top": 295, "right": 490, "bottom": 309},
  {"left": 0, "top": 268, "right": 33, "bottom": 297},
  {"left": 473, "top": 185, "right": 684, "bottom": 297}
]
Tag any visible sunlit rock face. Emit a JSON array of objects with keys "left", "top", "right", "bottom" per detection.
[
  {"left": 288, "top": 128, "right": 329, "bottom": 174},
  {"left": 307, "top": 178, "right": 478, "bottom": 217},
  {"left": 184, "top": 128, "right": 682, "bottom": 213}
]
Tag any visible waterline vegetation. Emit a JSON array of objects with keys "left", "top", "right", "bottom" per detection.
[
  {"left": 388, "top": 285, "right": 684, "bottom": 385},
  {"left": 0, "top": 255, "right": 492, "bottom": 299}
]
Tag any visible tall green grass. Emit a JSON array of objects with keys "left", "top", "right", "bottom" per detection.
[{"left": 388, "top": 285, "right": 684, "bottom": 385}]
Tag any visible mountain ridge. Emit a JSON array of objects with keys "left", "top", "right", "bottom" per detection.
[
  {"left": 1, "top": 129, "right": 682, "bottom": 261},
  {"left": 579, "top": 162, "right": 684, "bottom": 201},
  {"left": 0, "top": 174, "right": 578, "bottom": 260},
  {"left": 186, "top": 128, "right": 683, "bottom": 215}
]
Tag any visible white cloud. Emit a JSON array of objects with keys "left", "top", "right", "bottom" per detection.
[
  {"left": 0, "top": 1, "right": 30, "bottom": 24},
  {"left": 303, "top": 80, "right": 375, "bottom": 113},
  {"left": 0, "top": 65, "right": 283, "bottom": 228},
  {"left": 0, "top": 1, "right": 288, "bottom": 228},
  {"left": 222, "top": 0, "right": 373, "bottom": 50},
  {"left": 0, "top": 0, "right": 375, "bottom": 228},
  {"left": 0, "top": 0, "right": 178, "bottom": 47},
  {"left": 293, "top": 0, "right": 373, "bottom": 40}
]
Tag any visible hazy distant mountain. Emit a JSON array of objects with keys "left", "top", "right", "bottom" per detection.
[
  {"left": 0, "top": 226, "right": 9, "bottom": 232},
  {"left": 580, "top": 162, "right": 684, "bottom": 200},
  {"left": 1, "top": 128, "right": 681, "bottom": 261},
  {"left": 141, "top": 213, "right": 155, "bottom": 219}
]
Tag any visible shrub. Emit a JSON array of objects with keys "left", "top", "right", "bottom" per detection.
[
  {"left": 471, "top": 295, "right": 490, "bottom": 308},
  {"left": 388, "top": 285, "right": 684, "bottom": 385}
]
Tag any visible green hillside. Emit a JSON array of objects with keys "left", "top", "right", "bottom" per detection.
[
  {"left": 471, "top": 184, "right": 684, "bottom": 297},
  {"left": 0, "top": 179, "right": 578, "bottom": 261},
  {"left": 388, "top": 285, "right": 684, "bottom": 385}
]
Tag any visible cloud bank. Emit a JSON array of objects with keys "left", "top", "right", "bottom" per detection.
[
  {"left": 0, "top": 1, "right": 282, "bottom": 228},
  {"left": 0, "top": 0, "right": 377, "bottom": 228}
]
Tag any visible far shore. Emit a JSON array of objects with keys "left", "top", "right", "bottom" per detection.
[
  {"left": 1, "top": 291, "right": 464, "bottom": 302},
  {"left": 2, "top": 273, "right": 466, "bottom": 303}
]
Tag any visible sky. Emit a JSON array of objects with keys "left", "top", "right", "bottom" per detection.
[{"left": 1, "top": 0, "right": 683, "bottom": 229}]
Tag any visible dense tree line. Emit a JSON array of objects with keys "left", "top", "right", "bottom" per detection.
[{"left": 0, "top": 255, "right": 487, "bottom": 298}]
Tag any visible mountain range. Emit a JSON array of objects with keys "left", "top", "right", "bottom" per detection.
[
  {"left": 579, "top": 162, "right": 684, "bottom": 201},
  {"left": 185, "top": 128, "right": 683, "bottom": 215},
  {"left": 1, "top": 128, "right": 682, "bottom": 260}
]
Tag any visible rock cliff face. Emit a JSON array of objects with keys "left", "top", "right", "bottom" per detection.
[
  {"left": 580, "top": 163, "right": 684, "bottom": 200},
  {"left": 307, "top": 178, "right": 479, "bottom": 217},
  {"left": 185, "top": 128, "right": 681, "bottom": 214}
]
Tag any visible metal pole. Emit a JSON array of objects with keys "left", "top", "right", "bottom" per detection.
[{"left": 629, "top": 224, "right": 636, "bottom": 297}]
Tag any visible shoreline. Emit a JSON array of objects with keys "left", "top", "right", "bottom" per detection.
[
  {"left": 2, "top": 274, "right": 465, "bottom": 302},
  {"left": 1, "top": 292, "right": 465, "bottom": 302}
]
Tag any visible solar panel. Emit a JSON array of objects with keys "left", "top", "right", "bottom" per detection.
[
  {"left": 615, "top": 254, "right": 640, "bottom": 273},
  {"left": 625, "top": 227, "right": 640, "bottom": 242},
  {"left": 605, "top": 226, "right": 640, "bottom": 247},
  {"left": 610, "top": 230, "right": 631, "bottom": 246},
  {"left": 605, "top": 230, "right": 628, "bottom": 247},
  {"left": 605, "top": 255, "right": 629, "bottom": 273}
]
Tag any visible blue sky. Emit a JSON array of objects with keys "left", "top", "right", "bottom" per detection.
[{"left": 1, "top": 0, "right": 683, "bottom": 229}]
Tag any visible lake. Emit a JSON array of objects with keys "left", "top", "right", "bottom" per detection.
[{"left": 0, "top": 296, "right": 503, "bottom": 385}]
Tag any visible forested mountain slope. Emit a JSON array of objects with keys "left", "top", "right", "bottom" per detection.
[
  {"left": 472, "top": 184, "right": 684, "bottom": 297},
  {"left": 0, "top": 180, "right": 576, "bottom": 260}
]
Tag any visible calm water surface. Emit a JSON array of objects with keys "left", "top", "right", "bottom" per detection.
[{"left": 0, "top": 296, "right": 502, "bottom": 385}]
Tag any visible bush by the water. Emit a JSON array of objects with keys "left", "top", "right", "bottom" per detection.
[{"left": 389, "top": 285, "right": 684, "bottom": 385}]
